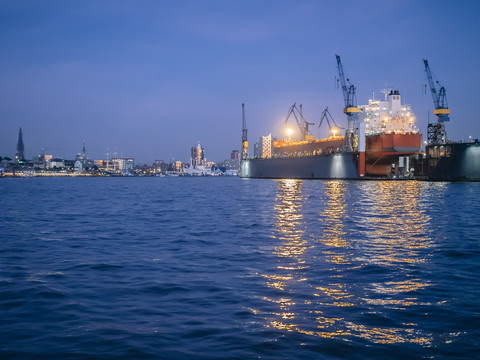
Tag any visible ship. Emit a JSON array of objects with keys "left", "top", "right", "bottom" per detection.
[
  {"left": 240, "top": 89, "right": 422, "bottom": 180},
  {"left": 240, "top": 55, "right": 479, "bottom": 181},
  {"left": 360, "top": 89, "right": 422, "bottom": 176}
]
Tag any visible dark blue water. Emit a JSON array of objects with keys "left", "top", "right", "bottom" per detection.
[{"left": 1, "top": 177, "right": 479, "bottom": 359}]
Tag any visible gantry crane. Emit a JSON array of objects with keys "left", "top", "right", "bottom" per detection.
[
  {"left": 335, "top": 54, "right": 360, "bottom": 150},
  {"left": 284, "top": 103, "right": 315, "bottom": 141},
  {"left": 319, "top": 107, "right": 344, "bottom": 136},
  {"left": 423, "top": 59, "right": 450, "bottom": 145}
]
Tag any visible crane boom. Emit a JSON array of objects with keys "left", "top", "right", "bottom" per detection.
[
  {"left": 284, "top": 103, "right": 315, "bottom": 141},
  {"left": 319, "top": 107, "right": 343, "bottom": 133},
  {"left": 336, "top": 55, "right": 349, "bottom": 106},
  {"left": 423, "top": 59, "right": 450, "bottom": 122},
  {"left": 335, "top": 54, "right": 360, "bottom": 114}
]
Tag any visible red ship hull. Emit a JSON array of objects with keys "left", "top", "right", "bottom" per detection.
[{"left": 365, "top": 133, "right": 422, "bottom": 176}]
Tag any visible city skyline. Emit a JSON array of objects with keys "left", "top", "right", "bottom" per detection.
[
  {"left": 1, "top": 0, "right": 480, "bottom": 163},
  {"left": 3, "top": 130, "right": 233, "bottom": 168}
]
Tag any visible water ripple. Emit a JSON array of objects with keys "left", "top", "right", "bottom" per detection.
[{"left": 0, "top": 177, "right": 479, "bottom": 359}]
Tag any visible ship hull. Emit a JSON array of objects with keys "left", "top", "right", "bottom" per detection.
[
  {"left": 365, "top": 133, "right": 422, "bottom": 176},
  {"left": 240, "top": 153, "right": 358, "bottom": 179}
]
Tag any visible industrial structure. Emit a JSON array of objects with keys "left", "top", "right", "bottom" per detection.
[
  {"left": 284, "top": 103, "right": 315, "bottom": 141},
  {"left": 241, "top": 54, "right": 480, "bottom": 181},
  {"left": 241, "top": 103, "right": 248, "bottom": 160},
  {"left": 335, "top": 54, "right": 360, "bottom": 151},
  {"left": 423, "top": 59, "right": 450, "bottom": 145}
]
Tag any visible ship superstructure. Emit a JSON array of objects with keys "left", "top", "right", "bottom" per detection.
[{"left": 360, "top": 89, "right": 418, "bottom": 136}]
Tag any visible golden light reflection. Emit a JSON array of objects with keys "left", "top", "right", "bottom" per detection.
[
  {"left": 344, "top": 322, "right": 432, "bottom": 345},
  {"left": 371, "top": 280, "right": 430, "bottom": 295},
  {"left": 257, "top": 179, "right": 309, "bottom": 334},
  {"left": 358, "top": 181, "right": 434, "bottom": 267},
  {"left": 318, "top": 181, "right": 349, "bottom": 249},
  {"left": 255, "top": 179, "right": 438, "bottom": 346}
]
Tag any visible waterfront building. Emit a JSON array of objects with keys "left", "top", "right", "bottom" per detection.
[
  {"left": 48, "top": 158, "right": 65, "bottom": 169},
  {"left": 74, "top": 160, "right": 83, "bottom": 173},
  {"left": 111, "top": 158, "right": 135, "bottom": 174}
]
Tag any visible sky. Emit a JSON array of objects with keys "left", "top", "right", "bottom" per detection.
[{"left": 1, "top": 0, "right": 480, "bottom": 164}]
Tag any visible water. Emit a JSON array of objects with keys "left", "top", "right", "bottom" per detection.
[{"left": 0, "top": 177, "right": 479, "bottom": 359}]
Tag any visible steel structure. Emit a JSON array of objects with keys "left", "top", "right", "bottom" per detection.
[
  {"left": 335, "top": 54, "right": 360, "bottom": 150},
  {"left": 284, "top": 103, "right": 315, "bottom": 141},
  {"left": 423, "top": 59, "right": 450, "bottom": 122},
  {"left": 241, "top": 103, "right": 248, "bottom": 160},
  {"left": 423, "top": 59, "right": 450, "bottom": 145},
  {"left": 319, "top": 107, "right": 343, "bottom": 134}
]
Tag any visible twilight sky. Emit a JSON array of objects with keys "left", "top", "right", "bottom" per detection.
[{"left": 1, "top": 0, "right": 480, "bottom": 164}]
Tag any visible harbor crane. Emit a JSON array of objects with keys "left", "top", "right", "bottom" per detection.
[
  {"left": 335, "top": 54, "right": 360, "bottom": 151},
  {"left": 423, "top": 59, "right": 450, "bottom": 145},
  {"left": 241, "top": 103, "right": 248, "bottom": 160},
  {"left": 319, "top": 107, "right": 344, "bottom": 137},
  {"left": 284, "top": 103, "right": 315, "bottom": 141}
]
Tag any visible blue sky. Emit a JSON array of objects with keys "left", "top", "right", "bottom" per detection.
[{"left": 1, "top": 0, "right": 479, "bottom": 163}]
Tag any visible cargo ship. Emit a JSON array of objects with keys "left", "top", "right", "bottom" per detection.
[
  {"left": 240, "top": 89, "right": 422, "bottom": 179},
  {"left": 360, "top": 89, "right": 422, "bottom": 176}
]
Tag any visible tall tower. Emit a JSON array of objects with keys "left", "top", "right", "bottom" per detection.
[
  {"left": 241, "top": 103, "right": 248, "bottom": 160},
  {"left": 190, "top": 142, "right": 204, "bottom": 168},
  {"left": 15, "top": 127, "right": 25, "bottom": 162}
]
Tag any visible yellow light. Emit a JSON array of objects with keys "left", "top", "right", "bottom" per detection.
[
  {"left": 286, "top": 128, "right": 294, "bottom": 136},
  {"left": 331, "top": 128, "right": 338, "bottom": 137}
]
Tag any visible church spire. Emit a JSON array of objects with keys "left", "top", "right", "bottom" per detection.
[{"left": 15, "top": 127, "right": 25, "bottom": 162}]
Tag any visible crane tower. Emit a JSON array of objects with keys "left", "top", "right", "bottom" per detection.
[
  {"left": 335, "top": 54, "right": 360, "bottom": 151},
  {"left": 423, "top": 59, "right": 450, "bottom": 145}
]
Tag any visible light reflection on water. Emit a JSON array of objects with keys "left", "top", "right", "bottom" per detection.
[{"left": 260, "top": 179, "right": 439, "bottom": 345}]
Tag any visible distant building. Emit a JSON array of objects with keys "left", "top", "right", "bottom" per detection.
[
  {"left": 48, "top": 158, "right": 65, "bottom": 169},
  {"left": 15, "top": 127, "right": 25, "bottom": 162},
  {"left": 191, "top": 142, "right": 205, "bottom": 167},
  {"left": 231, "top": 150, "right": 240, "bottom": 160},
  {"left": 75, "top": 141, "right": 87, "bottom": 162},
  {"left": 75, "top": 141, "right": 94, "bottom": 169},
  {"left": 222, "top": 150, "right": 240, "bottom": 170},
  {"left": 112, "top": 158, "right": 135, "bottom": 173},
  {"left": 153, "top": 160, "right": 164, "bottom": 174},
  {"left": 254, "top": 134, "right": 274, "bottom": 158},
  {"left": 74, "top": 160, "right": 83, "bottom": 173},
  {"left": 175, "top": 161, "right": 183, "bottom": 172}
]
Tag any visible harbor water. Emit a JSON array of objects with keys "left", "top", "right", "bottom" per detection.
[{"left": 1, "top": 177, "right": 479, "bottom": 359}]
